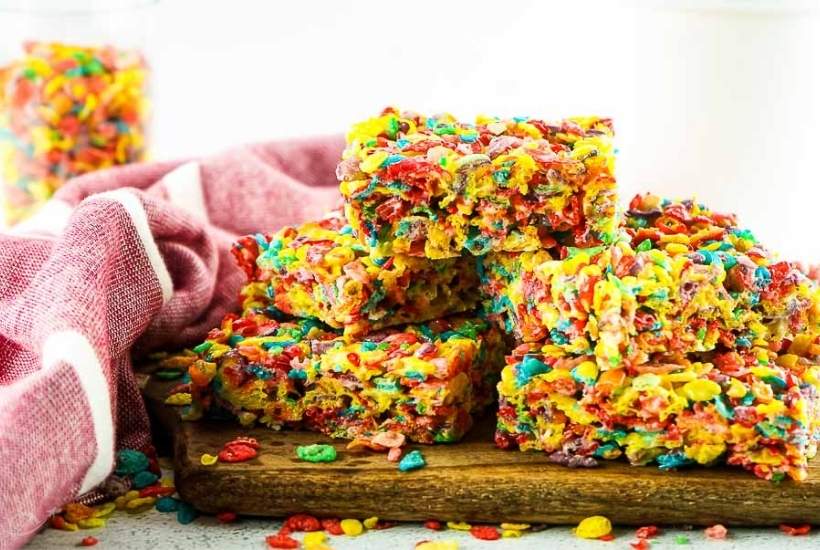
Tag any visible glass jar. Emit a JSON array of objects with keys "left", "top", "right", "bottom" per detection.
[{"left": 0, "top": 0, "right": 156, "bottom": 225}]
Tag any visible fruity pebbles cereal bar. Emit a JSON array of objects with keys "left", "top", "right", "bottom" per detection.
[
  {"left": 336, "top": 107, "right": 618, "bottom": 259},
  {"left": 480, "top": 195, "right": 819, "bottom": 367},
  {"left": 187, "top": 311, "right": 505, "bottom": 444},
  {"left": 496, "top": 336, "right": 820, "bottom": 481},
  {"left": 233, "top": 210, "right": 479, "bottom": 339}
]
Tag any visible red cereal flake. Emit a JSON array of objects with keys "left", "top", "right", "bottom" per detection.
[
  {"left": 779, "top": 524, "right": 811, "bottom": 536},
  {"left": 630, "top": 539, "right": 650, "bottom": 550},
  {"left": 636, "top": 525, "right": 660, "bottom": 539},
  {"left": 321, "top": 518, "right": 343, "bottom": 535},
  {"left": 704, "top": 524, "right": 728, "bottom": 540},
  {"left": 469, "top": 525, "right": 500, "bottom": 541},
  {"left": 424, "top": 520, "right": 443, "bottom": 531},
  {"left": 49, "top": 515, "right": 66, "bottom": 530},
  {"left": 265, "top": 533, "right": 299, "bottom": 549},
  {"left": 284, "top": 513, "right": 321, "bottom": 532},
  {"left": 598, "top": 533, "right": 616, "bottom": 541},
  {"left": 228, "top": 436, "right": 260, "bottom": 449},
  {"left": 79, "top": 537, "right": 98, "bottom": 547},
  {"left": 216, "top": 511, "right": 238, "bottom": 523},
  {"left": 374, "top": 520, "right": 397, "bottom": 530},
  {"left": 218, "top": 443, "right": 258, "bottom": 463},
  {"left": 139, "top": 485, "right": 175, "bottom": 498}
]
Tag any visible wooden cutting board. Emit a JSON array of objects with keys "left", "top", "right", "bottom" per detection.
[{"left": 140, "top": 372, "right": 820, "bottom": 526}]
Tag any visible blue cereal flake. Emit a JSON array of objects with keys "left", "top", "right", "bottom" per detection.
[
  {"left": 253, "top": 233, "right": 269, "bottom": 250},
  {"left": 115, "top": 449, "right": 149, "bottom": 476},
  {"left": 132, "top": 470, "right": 159, "bottom": 489},
  {"left": 382, "top": 153, "right": 404, "bottom": 167},
  {"left": 398, "top": 450, "right": 426, "bottom": 472},
  {"left": 754, "top": 266, "right": 771, "bottom": 289},
  {"left": 516, "top": 355, "right": 551, "bottom": 387},
  {"left": 656, "top": 452, "right": 694, "bottom": 470},
  {"left": 176, "top": 501, "right": 198, "bottom": 524},
  {"left": 155, "top": 496, "right": 179, "bottom": 513}
]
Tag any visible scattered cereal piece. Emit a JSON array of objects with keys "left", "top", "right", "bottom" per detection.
[
  {"left": 363, "top": 516, "right": 379, "bottom": 529},
  {"left": 575, "top": 515, "right": 612, "bottom": 539},
  {"left": 124, "top": 496, "right": 155, "bottom": 512},
  {"left": 64, "top": 503, "right": 94, "bottom": 523},
  {"left": 218, "top": 443, "right": 258, "bottom": 463},
  {"left": 340, "top": 518, "right": 363, "bottom": 536},
  {"left": 92, "top": 503, "right": 116, "bottom": 518},
  {"left": 424, "top": 520, "right": 443, "bottom": 531},
  {"left": 416, "top": 541, "right": 458, "bottom": 550},
  {"left": 321, "top": 518, "right": 343, "bottom": 535},
  {"left": 226, "top": 436, "right": 260, "bottom": 449},
  {"left": 155, "top": 497, "right": 178, "bottom": 513},
  {"left": 630, "top": 540, "right": 651, "bottom": 550},
  {"left": 296, "top": 444, "right": 337, "bottom": 463},
  {"left": 265, "top": 533, "right": 299, "bottom": 549},
  {"left": 675, "top": 535, "right": 690, "bottom": 544},
  {"left": 398, "top": 450, "right": 426, "bottom": 472},
  {"left": 303, "top": 531, "right": 327, "bottom": 547},
  {"left": 138, "top": 485, "right": 174, "bottom": 498},
  {"left": 200, "top": 453, "right": 218, "bottom": 466},
  {"left": 284, "top": 514, "right": 321, "bottom": 532},
  {"left": 636, "top": 526, "right": 661, "bottom": 539},
  {"left": 502, "top": 529, "right": 522, "bottom": 538},
  {"left": 132, "top": 471, "right": 159, "bottom": 489},
  {"left": 77, "top": 518, "right": 105, "bottom": 529},
  {"left": 446, "top": 521, "right": 472, "bottom": 531},
  {"left": 79, "top": 536, "right": 98, "bottom": 547},
  {"left": 164, "top": 392, "right": 192, "bottom": 406},
  {"left": 469, "top": 525, "right": 500, "bottom": 541},
  {"left": 598, "top": 533, "right": 616, "bottom": 541},
  {"left": 387, "top": 447, "right": 402, "bottom": 462},
  {"left": 176, "top": 501, "right": 198, "bottom": 524},
  {"left": 216, "top": 511, "right": 238, "bottom": 523},
  {"left": 704, "top": 524, "right": 728, "bottom": 540},
  {"left": 371, "top": 432, "right": 406, "bottom": 449},
  {"left": 779, "top": 524, "right": 811, "bottom": 536},
  {"left": 500, "top": 523, "right": 530, "bottom": 531},
  {"left": 115, "top": 449, "right": 149, "bottom": 476},
  {"left": 50, "top": 516, "right": 76, "bottom": 532},
  {"left": 154, "top": 369, "right": 184, "bottom": 380}
]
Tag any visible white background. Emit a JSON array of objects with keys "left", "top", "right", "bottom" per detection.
[{"left": 4, "top": 0, "right": 820, "bottom": 263}]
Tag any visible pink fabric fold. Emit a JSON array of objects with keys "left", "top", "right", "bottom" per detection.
[{"left": 0, "top": 136, "right": 344, "bottom": 549}]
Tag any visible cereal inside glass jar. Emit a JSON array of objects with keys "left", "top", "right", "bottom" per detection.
[{"left": 0, "top": 0, "right": 156, "bottom": 225}]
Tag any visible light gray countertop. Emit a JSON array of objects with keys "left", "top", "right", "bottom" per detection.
[{"left": 27, "top": 512, "right": 819, "bottom": 549}]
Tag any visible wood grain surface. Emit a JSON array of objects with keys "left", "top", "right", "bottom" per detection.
[{"left": 140, "top": 372, "right": 820, "bottom": 526}]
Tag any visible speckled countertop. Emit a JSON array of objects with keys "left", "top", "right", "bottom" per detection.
[{"left": 27, "top": 513, "right": 820, "bottom": 549}]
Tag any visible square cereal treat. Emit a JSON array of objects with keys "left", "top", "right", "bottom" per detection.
[
  {"left": 337, "top": 107, "right": 617, "bottom": 259},
  {"left": 481, "top": 195, "right": 819, "bottom": 368},
  {"left": 496, "top": 336, "right": 820, "bottom": 481},
  {"left": 187, "top": 311, "right": 506, "bottom": 444},
  {"left": 233, "top": 210, "right": 479, "bottom": 339}
]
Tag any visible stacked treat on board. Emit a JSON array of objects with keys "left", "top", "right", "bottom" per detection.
[{"left": 184, "top": 107, "right": 819, "bottom": 480}]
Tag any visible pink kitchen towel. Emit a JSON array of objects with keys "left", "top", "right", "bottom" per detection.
[{"left": 0, "top": 135, "right": 344, "bottom": 549}]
